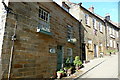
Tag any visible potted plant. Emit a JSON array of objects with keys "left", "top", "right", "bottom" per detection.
[
  {"left": 66, "top": 66, "right": 73, "bottom": 76},
  {"left": 73, "top": 56, "right": 82, "bottom": 71},
  {"left": 63, "top": 57, "right": 73, "bottom": 76},
  {"left": 57, "top": 69, "right": 64, "bottom": 79}
]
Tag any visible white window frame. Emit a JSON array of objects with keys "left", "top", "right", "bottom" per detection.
[
  {"left": 113, "top": 28, "right": 115, "bottom": 35},
  {"left": 88, "top": 40, "right": 92, "bottom": 50},
  {"left": 38, "top": 7, "right": 50, "bottom": 32},
  {"left": 99, "top": 43, "right": 103, "bottom": 52},
  {"left": 67, "top": 25, "right": 73, "bottom": 39},
  {"left": 99, "top": 23, "right": 103, "bottom": 32},
  {"left": 85, "top": 14, "right": 90, "bottom": 26},
  {"left": 93, "top": 18, "right": 97, "bottom": 29},
  {"left": 109, "top": 27, "right": 112, "bottom": 34},
  {"left": 113, "top": 41, "right": 116, "bottom": 48},
  {"left": 110, "top": 40, "right": 113, "bottom": 47},
  {"left": 116, "top": 31, "right": 119, "bottom": 38}
]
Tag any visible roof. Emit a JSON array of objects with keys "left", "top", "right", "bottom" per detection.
[
  {"left": 53, "top": 1, "right": 81, "bottom": 23},
  {"left": 63, "top": 1, "right": 119, "bottom": 29}
]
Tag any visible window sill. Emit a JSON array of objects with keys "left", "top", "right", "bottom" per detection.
[
  {"left": 68, "top": 41, "right": 75, "bottom": 44},
  {"left": 67, "top": 38, "right": 77, "bottom": 44},
  {"left": 94, "top": 28, "right": 98, "bottom": 31},
  {"left": 100, "top": 31, "right": 103, "bottom": 34},
  {"left": 110, "top": 34, "right": 115, "bottom": 39},
  {"left": 86, "top": 24, "right": 91, "bottom": 28},
  {"left": 88, "top": 49, "right": 93, "bottom": 52},
  {"left": 37, "top": 29, "right": 52, "bottom": 35}
]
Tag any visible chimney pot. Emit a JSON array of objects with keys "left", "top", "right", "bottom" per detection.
[
  {"left": 105, "top": 13, "right": 110, "bottom": 21},
  {"left": 89, "top": 5, "right": 94, "bottom": 13}
]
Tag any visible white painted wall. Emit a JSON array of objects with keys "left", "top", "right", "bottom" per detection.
[{"left": 0, "top": 0, "right": 9, "bottom": 63}]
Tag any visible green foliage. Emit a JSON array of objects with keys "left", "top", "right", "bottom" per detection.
[
  {"left": 73, "top": 56, "right": 82, "bottom": 66},
  {"left": 65, "top": 57, "right": 71, "bottom": 64},
  {"left": 57, "top": 69, "right": 64, "bottom": 73},
  {"left": 106, "top": 49, "right": 117, "bottom": 54},
  {"left": 64, "top": 57, "right": 72, "bottom": 67}
]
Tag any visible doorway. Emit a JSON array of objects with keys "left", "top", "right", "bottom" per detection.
[
  {"left": 94, "top": 44, "right": 98, "bottom": 57},
  {"left": 57, "top": 45, "right": 64, "bottom": 71},
  {"left": 117, "top": 44, "right": 119, "bottom": 52},
  {"left": 82, "top": 43, "right": 86, "bottom": 62}
]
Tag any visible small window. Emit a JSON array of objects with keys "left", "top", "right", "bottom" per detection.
[
  {"left": 39, "top": 7, "right": 49, "bottom": 22},
  {"left": 67, "top": 48, "right": 73, "bottom": 63},
  {"left": 99, "top": 23, "right": 103, "bottom": 32},
  {"left": 85, "top": 14, "right": 90, "bottom": 26},
  {"left": 116, "top": 31, "right": 119, "bottom": 38},
  {"left": 93, "top": 18, "right": 97, "bottom": 29},
  {"left": 99, "top": 43, "right": 103, "bottom": 52},
  {"left": 110, "top": 40, "right": 113, "bottom": 47},
  {"left": 67, "top": 25, "right": 73, "bottom": 39},
  {"left": 88, "top": 40, "right": 92, "bottom": 50},
  {"left": 113, "top": 41, "right": 116, "bottom": 48},
  {"left": 112, "top": 28, "right": 115, "bottom": 35},
  {"left": 38, "top": 7, "right": 50, "bottom": 32},
  {"left": 109, "top": 27, "right": 112, "bottom": 34}
]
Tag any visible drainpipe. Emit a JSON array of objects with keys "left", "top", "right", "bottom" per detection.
[
  {"left": 2, "top": 1, "right": 17, "bottom": 80},
  {"left": 8, "top": 18, "right": 17, "bottom": 80},
  {"left": 104, "top": 20, "right": 108, "bottom": 50},
  {"left": 79, "top": 19, "right": 82, "bottom": 61}
]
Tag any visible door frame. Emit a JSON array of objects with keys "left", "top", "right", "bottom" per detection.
[
  {"left": 82, "top": 43, "right": 86, "bottom": 62},
  {"left": 94, "top": 44, "right": 98, "bottom": 57},
  {"left": 57, "top": 45, "right": 64, "bottom": 70}
]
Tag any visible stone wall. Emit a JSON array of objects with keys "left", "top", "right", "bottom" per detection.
[
  {"left": 1, "top": 2, "right": 80, "bottom": 78},
  {"left": 80, "top": 8, "right": 106, "bottom": 60}
]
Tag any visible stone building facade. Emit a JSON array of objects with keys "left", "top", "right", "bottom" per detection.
[
  {"left": 105, "top": 16, "right": 119, "bottom": 53},
  {"left": 1, "top": 2, "right": 81, "bottom": 78},
  {"left": 62, "top": 1, "right": 107, "bottom": 61}
]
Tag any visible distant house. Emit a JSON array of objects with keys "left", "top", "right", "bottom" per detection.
[
  {"left": 104, "top": 14, "right": 119, "bottom": 53},
  {"left": 62, "top": 0, "right": 119, "bottom": 61}
]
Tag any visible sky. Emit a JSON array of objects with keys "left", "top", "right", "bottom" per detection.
[
  {"left": 69, "top": 0, "right": 119, "bottom": 23},
  {"left": 0, "top": 0, "right": 119, "bottom": 23}
]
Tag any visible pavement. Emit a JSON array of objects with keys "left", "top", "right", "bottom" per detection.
[
  {"left": 63, "top": 53, "right": 118, "bottom": 79},
  {"left": 0, "top": 59, "right": 2, "bottom": 80},
  {"left": 80, "top": 53, "right": 118, "bottom": 78}
]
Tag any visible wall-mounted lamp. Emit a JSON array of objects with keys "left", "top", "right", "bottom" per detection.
[{"left": 49, "top": 48, "right": 56, "bottom": 53}]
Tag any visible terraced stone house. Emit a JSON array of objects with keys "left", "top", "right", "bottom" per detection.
[
  {"left": 0, "top": 0, "right": 119, "bottom": 79},
  {"left": 105, "top": 15, "right": 119, "bottom": 53},
  {"left": 61, "top": 0, "right": 119, "bottom": 61},
  {"left": 62, "top": 1, "right": 106, "bottom": 61},
  {"left": 0, "top": 2, "right": 81, "bottom": 78}
]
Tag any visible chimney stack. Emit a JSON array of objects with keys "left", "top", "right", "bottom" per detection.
[
  {"left": 105, "top": 13, "right": 110, "bottom": 21},
  {"left": 89, "top": 6, "right": 94, "bottom": 13},
  {"left": 78, "top": 2, "right": 82, "bottom": 6}
]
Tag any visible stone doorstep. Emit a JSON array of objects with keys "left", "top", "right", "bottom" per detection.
[{"left": 63, "top": 58, "right": 106, "bottom": 79}]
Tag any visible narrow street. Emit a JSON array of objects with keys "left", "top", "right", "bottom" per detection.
[
  {"left": 78, "top": 53, "right": 118, "bottom": 78},
  {"left": 0, "top": 60, "right": 2, "bottom": 80}
]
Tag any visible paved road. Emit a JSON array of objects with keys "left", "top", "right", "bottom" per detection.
[
  {"left": 79, "top": 54, "right": 118, "bottom": 78},
  {"left": 0, "top": 59, "right": 2, "bottom": 80}
]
